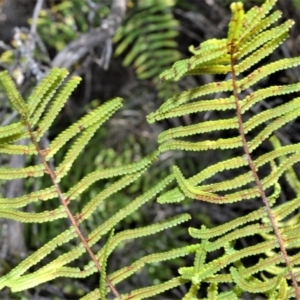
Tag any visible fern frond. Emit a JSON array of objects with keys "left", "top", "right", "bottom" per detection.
[
  {"left": 0, "top": 164, "right": 45, "bottom": 180},
  {"left": 113, "top": 0, "right": 181, "bottom": 99},
  {"left": 114, "top": 1, "right": 180, "bottom": 80},
  {"left": 0, "top": 67, "right": 190, "bottom": 298},
  {"left": 149, "top": 0, "right": 300, "bottom": 297}
]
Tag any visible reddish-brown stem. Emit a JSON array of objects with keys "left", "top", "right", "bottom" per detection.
[
  {"left": 229, "top": 43, "right": 300, "bottom": 298},
  {"left": 26, "top": 121, "right": 121, "bottom": 300}
]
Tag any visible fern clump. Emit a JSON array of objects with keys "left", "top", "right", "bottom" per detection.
[
  {"left": 149, "top": 0, "right": 300, "bottom": 298},
  {"left": 2, "top": 0, "right": 300, "bottom": 299}
]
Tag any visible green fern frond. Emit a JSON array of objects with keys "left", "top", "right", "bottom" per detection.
[
  {"left": 149, "top": 0, "right": 300, "bottom": 297},
  {"left": 114, "top": 1, "right": 180, "bottom": 80},
  {"left": 114, "top": 0, "right": 181, "bottom": 99},
  {"left": 0, "top": 66, "right": 193, "bottom": 299}
]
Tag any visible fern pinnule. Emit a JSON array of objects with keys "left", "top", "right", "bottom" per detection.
[
  {"left": 0, "top": 164, "right": 45, "bottom": 180},
  {"left": 240, "top": 0, "right": 277, "bottom": 43},
  {"left": 190, "top": 207, "right": 267, "bottom": 240},
  {"left": 35, "top": 76, "right": 81, "bottom": 141},
  {"left": 0, "top": 122, "right": 28, "bottom": 141},
  {"left": 205, "top": 283, "right": 218, "bottom": 300},
  {"left": 157, "top": 185, "right": 184, "bottom": 204},
  {"left": 270, "top": 135, "right": 300, "bottom": 196},
  {"left": 66, "top": 151, "right": 157, "bottom": 201},
  {"left": 100, "top": 230, "right": 114, "bottom": 300},
  {"left": 149, "top": 96, "right": 236, "bottom": 122},
  {"left": 0, "top": 226, "right": 78, "bottom": 290},
  {"left": 0, "top": 206, "right": 66, "bottom": 223},
  {"left": 87, "top": 174, "right": 175, "bottom": 243},
  {"left": 181, "top": 249, "right": 204, "bottom": 298},
  {"left": 120, "top": 277, "right": 185, "bottom": 300},
  {"left": 0, "top": 186, "right": 56, "bottom": 209},
  {"left": 205, "top": 223, "right": 273, "bottom": 252},
  {"left": 239, "top": 57, "right": 300, "bottom": 90},
  {"left": 0, "top": 143, "right": 36, "bottom": 155},
  {"left": 227, "top": 2, "right": 244, "bottom": 47},
  {"left": 159, "top": 136, "right": 242, "bottom": 153},
  {"left": 244, "top": 97, "right": 300, "bottom": 133},
  {"left": 277, "top": 278, "right": 289, "bottom": 299},
  {"left": 0, "top": 71, "right": 27, "bottom": 117},
  {"left": 46, "top": 98, "right": 123, "bottom": 159},
  {"left": 95, "top": 214, "right": 191, "bottom": 262},
  {"left": 29, "top": 68, "right": 69, "bottom": 125},
  {"left": 79, "top": 171, "right": 146, "bottom": 222},
  {"left": 173, "top": 166, "right": 224, "bottom": 203},
  {"left": 55, "top": 122, "right": 103, "bottom": 180},
  {"left": 109, "top": 244, "right": 198, "bottom": 285},
  {"left": 147, "top": 82, "right": 234, "bottom": 123},
  {"left": 230, "top": 266, "right": 279, "bottom": 293},
  {"left": 158, "top": 117, "right": 238, "bottom": 143}
]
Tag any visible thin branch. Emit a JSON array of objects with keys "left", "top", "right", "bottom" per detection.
[
  {"left": 52, "top": 0, "right": 126, "bottom": 68},
  {"left": 229, "top": 43, "right": 300, "bottom": 299},
  {"left": 30, "top": 0, "right": 44, "bottom": 36}
]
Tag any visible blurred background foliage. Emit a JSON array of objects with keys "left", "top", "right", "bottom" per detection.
[{"left": 0, "top": 0, "right": 300, "bottom": 299}]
